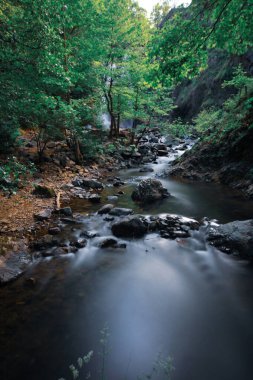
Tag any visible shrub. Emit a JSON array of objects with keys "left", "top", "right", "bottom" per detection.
[
  {"left": 0, "top": 121, "right": 20, "bottom": 153},
  {"left": 0, "top": 157, "right": 36, "bottom": 194},
  {"left": 163, "top": 118, "right": 193, "bottom": 138},
  {"left": 193, "top": 67, "right": 253, "bottom": 143}
]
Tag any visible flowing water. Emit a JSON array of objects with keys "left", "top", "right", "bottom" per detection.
[{"left": 1, "top": 149, "right": 253, "bottom": 380}]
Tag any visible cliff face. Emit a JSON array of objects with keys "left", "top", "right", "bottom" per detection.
[
  {"left": 172, "top": 50, "right": 253, "bottom": 121},
  {"left": 168, "top": 123, "right": 253, "bottom": 199}
]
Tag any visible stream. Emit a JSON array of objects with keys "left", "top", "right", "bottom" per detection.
[{"left": 1, "top": 146, "right": 253, "bottom": 380}]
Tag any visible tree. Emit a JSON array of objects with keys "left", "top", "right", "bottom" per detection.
[
  {"left": 98, "top": 0, "right": 150, "bottom": 138},
  {"left": 0, "top": 0, "right": 103, "bottom": 160},
  {"left": 150, "top": 0, "right": 253, "bottom": 84},
  {"left": 151, "top": 0, "right": 170, "bottom": 27}
]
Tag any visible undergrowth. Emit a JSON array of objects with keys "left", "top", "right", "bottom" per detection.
[{"left": 0, "top": 156, "right": 36, "bottom": 194}]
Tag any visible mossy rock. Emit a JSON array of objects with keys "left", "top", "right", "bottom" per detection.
[{"left": 32, "top": 184, "right": 55, "bottom": 198}]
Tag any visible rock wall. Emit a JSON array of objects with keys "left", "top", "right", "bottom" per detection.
[{"left": 172, "top": 50, "right": 253, "bottom": 121}]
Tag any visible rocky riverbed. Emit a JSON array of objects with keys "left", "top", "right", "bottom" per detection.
[{"left": 1, "top": 129, "right": 253, "bottom": 285}]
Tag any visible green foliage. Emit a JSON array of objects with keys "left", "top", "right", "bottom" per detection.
[
  {"left": 150, "top": 1, "right": 170, "bottom": 27},
  {"left": 162, "top": 118, "right": 192, "bottom": 138},
  {"left": 194, "top": 68, "right": 253, "bottom": 142},
  {"left": 0, "top": 0, "right": 172, "bottom": 157},
  {"left": 150, "top": 0, "right": 253, "bottom": 84},
  {"left": 0, "top": 156, "right": 36, "bottom": 193},
  {"left": 193, "top": 109, "right": 222, "bottom": 134},
  {"left": 0, "top": 121, "right": 20, "bottom": 153}
]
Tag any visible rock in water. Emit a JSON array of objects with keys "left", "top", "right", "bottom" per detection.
[
  {"left": 206, "top": 219, "right": 253, "bottom": 259},
  {"left": 109, "top": 208, "right": 134, "bottom": 216},
  {"left": 88, "top": 194, "right": 101, "bottom": 203},
  {"left": 97, "top": 204, "right": 114, "bottom": 215},
  {"left": 111, "top": 217, "right": 147, "bottom": 238},
  {"left": 72, "top": 177, "right": 104, "bottom": 190},
  {"left": 139, "top": 166, "right": 154, "bottom": 173},
  {"left": 131, "top": 179, "right": 170, "bottom": 203}
]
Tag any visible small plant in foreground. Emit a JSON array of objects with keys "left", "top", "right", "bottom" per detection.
[{"left": 58, "top": 326, "right": 174, "bottom": 380}]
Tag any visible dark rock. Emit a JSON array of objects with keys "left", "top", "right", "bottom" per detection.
[
  {"left": 112, "top": 217, "right": 148, "bottom": 238},
  {"left": 45, "top": 247, "right": 66, "bottom": 257},
  {"left": 48, "top": 226, "right": 61, "bottom": 235},
  {"left": 109, "top": 208, "right": 134, "bottom": 217},
  {"left": 104, "top": 216, "right": 115, "bottom": 222},
  {"left": 32, "top": 235, "right": 59, "bottom": 250},
  {"left": 121, "top": 151, "right": 132, "bottom": 159},
  {"left": 206, "top": 219, "right": 253, "bottom": 259},
  {"left": 139, "top": 166, "right": 154, "bottom": 173},
  {"left": 132, "top": 152, "right": 142, "bottom": 159},
  {"left": 131, "top": 179, "right": 170, "bottom": 203},
  {"left": 157, "top": 150, "right": 168, "bottom": 156},
  {"left": 34, "top": 209, "right": 52, "bottom": 221},
  {"left": 116, "top": 242, "right": 127, "bottom": 249},
  {"left": 113, "top": 180, "right": 125, "bottom": 187},
  {"left": 0, "top": 252, "right": 31, "bottom": 285},
  {"left": 32, "top": 185, "right": 55, "bottom": 198},
  {"left": 60, "top": 217, "right": 77, "bottom": 224},
  {"left": 165, "top": 214, "right": 199, "bottom": 230},
  {"left": 25, "top": 277, "right": 37, "bottom": 287},
  {"left": 74, "top": 238, "right": 87, "bottom": 249},
  {"left": 54, "top": 207, "right": 73, "bottom": 217},
  {"left": 97, "top": 204, "right": 114, "bottom": 215},
  {"left": 154, "top": 143, "right": 167, "bottom": 151},
  {"left": 155, "top": 214, "right": 199, "bottom": 239},
  {"left": 88, "top": 194, "right": 101, "bottom": 203},
  {"left": 72, "top": 177, "right": 104, "bottom": 189},
  {"left": 99, "top": 238, "right": 118, "bottom": 248},
  {"left": 80, "top": 230, "right": 99, "bottom": 238},
  {"left": 72, "top": 177, "right": 84, "bottom": 187}
]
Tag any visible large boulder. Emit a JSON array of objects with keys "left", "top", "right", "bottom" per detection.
[
  {"left": 206, "top": 219, "right": 253, "bottom": 259},
  {"left": 111, "top": 217, "right": 147, "bottom": 238},
  {"left": 131, "top": 179, "right": 170, "bottom": 203}
]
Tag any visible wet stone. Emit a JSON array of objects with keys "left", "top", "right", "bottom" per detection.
[
  {"left": 80, "top": 230, "right": 99, "bottom": 239},
  {"left": 112, "top": 217, "right": 147, "bottom": 238},
  {"left": 54, "top": 207, "right": 73, "bottom": 217},
  {"left": 107, "top": 196, "right": 118, "bottom": 202},
  {"left": 88, "top": 194, "right": 101, "bottom": 203},
  {"left": 48, "top": 227, "right": 61, "bottom": 235},
  {"left": 74, "top": 238, "right": 87, "bottom": 249},
  {"left": 97, "top": 204, "right": 114, "bottom": 215},
  {"left": 103, "top": 217, "right": 115, "bottom": 222},
  {"left": 109, "top": 208, "right": 134, "bottom": 217}
]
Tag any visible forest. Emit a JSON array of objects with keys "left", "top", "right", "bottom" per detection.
[{"left": 0, "top": 1, "right": 253, "bottom": 380}]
